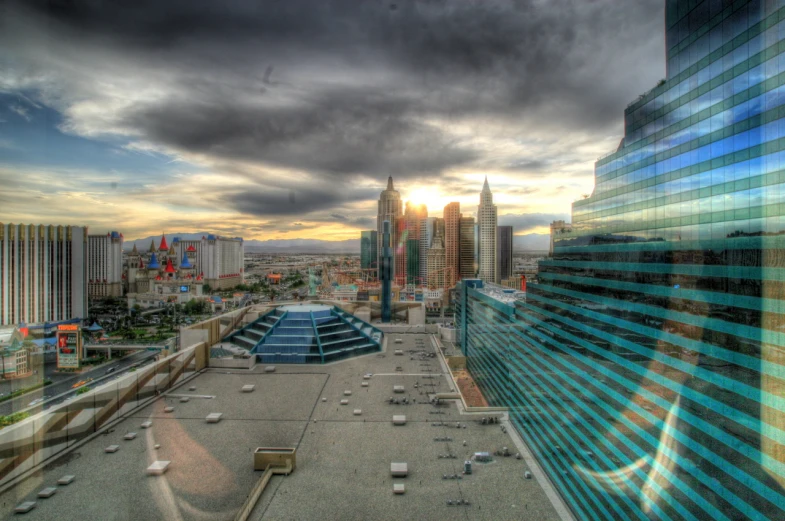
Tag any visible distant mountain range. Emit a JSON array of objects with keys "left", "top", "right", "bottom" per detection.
[
  {"left": 245, "top": 238, "right": 360, "bottom": 253},
  {"left": 125, "top": 232, "right": 549, "bottom": 254},
  {"left": 513, "top": 233, "right": 549, "bottom": 252}
]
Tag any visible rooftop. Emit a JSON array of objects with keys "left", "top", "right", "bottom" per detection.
[
  {"left": 0, "top": 333, "right": 563, "bottom": 520},
  {"left": 474, "top": 283, "right": 526, "bottom": 305}
]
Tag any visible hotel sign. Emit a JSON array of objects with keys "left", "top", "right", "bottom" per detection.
[{"left": 56, "top": 325, "right": 82, "bottom": 369}]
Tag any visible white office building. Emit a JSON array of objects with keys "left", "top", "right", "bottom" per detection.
[{"left": 0, "top": 223, "right": 88, "bottom": 326}]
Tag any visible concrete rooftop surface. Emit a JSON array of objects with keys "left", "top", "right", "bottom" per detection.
[{"left": 0, "top": 333, "right": 564, "bottom": 521}]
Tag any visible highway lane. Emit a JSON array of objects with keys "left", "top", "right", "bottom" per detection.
[{"left": 0, "top": 350, "right": 160, "bottom": 416}]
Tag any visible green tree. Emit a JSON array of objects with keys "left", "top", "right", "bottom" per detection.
[
  {"left": 265, "top": 287, "right": 278, "bottom": 303},
  {"left": 203, "top": 283, "right": 212, "bottom": 293}
]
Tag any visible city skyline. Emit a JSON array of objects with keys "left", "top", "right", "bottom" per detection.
[{"left": 0, "top": 1, "right": 664, "bottom": 242}]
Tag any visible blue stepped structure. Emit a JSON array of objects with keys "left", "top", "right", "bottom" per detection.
[{"left": 225, "top": 304, "right": 383, "bottom": 364}]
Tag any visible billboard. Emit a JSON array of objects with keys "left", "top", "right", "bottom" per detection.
[
  {"left": 180, "top": 285, "right": 189, "bottom": 293},
  {"left": 56, "top": 324, "right": 82, "bottom": 369}
]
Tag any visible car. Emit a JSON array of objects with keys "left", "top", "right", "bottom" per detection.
[
  {"left": 28, "top": 398, "right": 44, "bottom": 406},
  {"left": 106, "top": 366, "right": 117, "bottom": 374}
]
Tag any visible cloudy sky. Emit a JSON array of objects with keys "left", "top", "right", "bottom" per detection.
[{"left": 0, "top": 0, "right": 664, "bottom": 241}]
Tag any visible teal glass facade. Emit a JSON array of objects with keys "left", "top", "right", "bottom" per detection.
[
  {"left": 360, "top": 230, "right": 377, "bottom": 275},
  {"left": 457, "top": 2, "right": 785, "bottom": 519}
]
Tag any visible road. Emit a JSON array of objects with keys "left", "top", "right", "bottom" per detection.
[{"left": 0, "top": 350, "right": 160, "bottom": 416}]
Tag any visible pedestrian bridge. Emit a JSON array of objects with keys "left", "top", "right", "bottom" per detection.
[{"left": 84, "top": 344, "right": 163, "bottom": 358}]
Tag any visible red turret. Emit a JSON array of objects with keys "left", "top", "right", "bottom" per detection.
[
  {"left": 164, "top": 257, "right": 176, "bottom": 273},
  {"left": 159, "top": 233, "right": 169, "bottom": 251}
]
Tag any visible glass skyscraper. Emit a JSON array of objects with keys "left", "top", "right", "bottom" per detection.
[
  {"left": 406, "top": 238, "right": 420, "bottom": 285},
  {"left": 360, "top": 230, "right": 377, "bottom": 276},
  {"left": 457, "top": 1, "right": 785, "bottom": 519}
]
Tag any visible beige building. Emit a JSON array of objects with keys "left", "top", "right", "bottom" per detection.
[
  {"left": 427, "top": 219, "right": 446, "bottom": 289},
  {"left": 477, "top": 177, "right": 497, "bottom": 284},
  {"left": 443, "top": 202, "right": 461, "bottom": 288}
]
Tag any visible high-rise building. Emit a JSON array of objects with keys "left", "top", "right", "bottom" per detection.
[
  {"left": 360, "top": 230, "right": 378, "bottom": 276},
  {"left": 495, "top": 225, "right": 513, "bottom": 283},
  {"left": 406, "top": 238, "right": 419, "bottom": 286},
  {"left": 0, "top": 223, "right": 87, "bottom": 326},
  {"left": 548, "top": 220, "right": 572, "bottom": 257},
  {"left": 477, "top": 177, "right": 497, "bottom": 283},
  {"left": 458, "top": 2, "right": 785, "bottom": 519},
  {"left": 380, "top": 220, "right": 392, "bottom": 323},
  {"left": 443, "top": 202, "right": 461, "bottom": 287},
  {"left": 427, "top": 218, "right": 446, "bottom": 288},
  {"left": 459, "top": 216, "right": 476, "bottom": 279},
  {"left": 419, "top": 217, "right": 437, "bottom": 284},
  {"left": 88, "top": 231, "right": 124, "bottom": 298},
  {"left": 395, "top": 202, "right": 427, "bottom": 286},
  {"left": 377, "top": 177, "right": 402, "bottom": 283},
  {"left": 394, "top": 216, "right": 407, "bottom": 286},
  {"left": 192, "top": 235, "right": 244, "bottom": 290}
]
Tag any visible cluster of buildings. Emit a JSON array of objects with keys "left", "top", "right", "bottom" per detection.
[
  {"left": 0, "top": 224, "right": 244, "bottom": 328},
  {"left": 457, "top": 1, "right": 785, "bottom": 519},
  {"left": 361, "top": 176, "right": 516, "bottom": 292},
  {"left": 124, "top": 233, "right": 244, "bottom": 309}
]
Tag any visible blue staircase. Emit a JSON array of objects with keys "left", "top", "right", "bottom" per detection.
[{"left": 226, "top": 305, "right": 383, "bottom": 364}]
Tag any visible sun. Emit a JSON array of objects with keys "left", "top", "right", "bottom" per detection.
[{"left": 406, "top": 187, "right": 442, "bottom": 210}]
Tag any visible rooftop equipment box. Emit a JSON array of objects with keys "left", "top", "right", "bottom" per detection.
[{"left": 254, "top": 447, "right": 297, "bottom": 471}]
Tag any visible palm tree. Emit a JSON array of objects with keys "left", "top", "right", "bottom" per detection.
[{"left": 266, "top": 287, "right": 278, "bottom": 303}]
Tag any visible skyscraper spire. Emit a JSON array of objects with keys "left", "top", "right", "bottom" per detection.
[
  {"left": 478, "top": 175, "right": 497, "bottom": 283},
  {"left": 387, "top": 176, "right": 394, "bottom": 191}
]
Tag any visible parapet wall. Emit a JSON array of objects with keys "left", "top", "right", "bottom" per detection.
[{"left": 0, "top": 344, "right": 202, "bottom": 491}]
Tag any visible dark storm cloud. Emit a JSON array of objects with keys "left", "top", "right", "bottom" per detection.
[
  {"left": 9, "top": 0, "right": 665, "bottom": 176},
  {"left": 223, "top": 184, "right": 379, "bottom": 217},
  {"left": 128, "top": 89, "right": 479, "bottom": 178},
  {"left": 328, "top": 214, "right": 375, "bottom": 228}
]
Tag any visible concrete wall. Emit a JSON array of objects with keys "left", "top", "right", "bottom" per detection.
[
  {"left": 210, "top": 356, "right": 256, "bottom": 369},
  {"left": 242, "top": 311, "right": 261, "bottom": 324},
  {"left": 407, "top": 304, "right": 425, "bottom": 325},
  {"left": 180, "top": 328, "right": 209, "bottom": 353},
  {"left": 375, "top": 324, "right": 438, "bottom": 334},
  {"left": 355, "top": 308, "right": 371, "bottom": 323}
]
